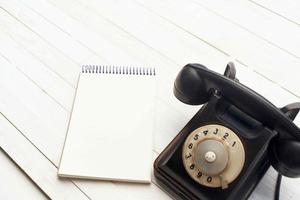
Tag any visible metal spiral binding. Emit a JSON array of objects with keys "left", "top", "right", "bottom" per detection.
[{"left": 81, "top": 65, "right": 156, "bottom": 76}]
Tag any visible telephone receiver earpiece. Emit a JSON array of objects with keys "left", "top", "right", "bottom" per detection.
[
  {"left": 174, "top": 63, "right": 210, "bottom": 105},
  {"left": 270, "top": 103, "right": 300, "bottom": 178},
  {"left": 174, "top": 62, "right": 237, "bottom": 105}
]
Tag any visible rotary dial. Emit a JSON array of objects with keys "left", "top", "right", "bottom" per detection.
[{"left": 182, "top": 124, "right": 245, "bottom": 189}]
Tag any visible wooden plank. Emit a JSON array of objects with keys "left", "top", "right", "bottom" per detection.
[
  {"left": 1, "top": 0, "right": 138, "bottom": 66},
  {"left": 0, "top": 9, "right": 78, "bottom": 85},
  {"left": 125, "top": 0, "right": 300, "bottom": 96},
  {"left": 250, "top": 0, "right": 300, "bottom": 26},
  {"left": 47, "top": 0, "right": 229, "bottom": 68},
  {"left": 188, "top": 0, "right": 300, "bottom": 59},
  {"left": 0, "top": 3, "right": 94, "bottom": 65},
  {"left": 242, "top": 165, "right": 300, "bottom": 200},
  {"left": 0, "top": 27, "right": 75, "bottom": 111},
  {"left": 0, "top": 56, "right": 71, "bottom": 164},
  {"left": 12, "top": 0, "right": 179, "bottom": 70},
  {"left": 0, "top": 150, "right": 48, "bottom": 200},
  {"left": 0, "top": 105, "right": 89, "bottom": 199}
]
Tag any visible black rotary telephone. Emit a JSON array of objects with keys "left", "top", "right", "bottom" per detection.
[{"left": 154, "top": 63, "right": 300, "bottom": 200}]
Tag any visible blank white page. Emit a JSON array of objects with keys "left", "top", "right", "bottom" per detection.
[{"left": 58, "top": 66, "right": 156, "bottom": 183}]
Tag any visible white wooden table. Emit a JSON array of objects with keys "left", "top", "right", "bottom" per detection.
[{"left": 0, "top": 0, "right": 300, "bottom": 199}]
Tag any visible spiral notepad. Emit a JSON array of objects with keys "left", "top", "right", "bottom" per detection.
[{"left": 58, "top": 65, "right": 156, "bottom": 183}]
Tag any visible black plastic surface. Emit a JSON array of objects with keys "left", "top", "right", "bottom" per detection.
[
  {"left": 154, "top": 94, "right": 276, "bottom": 200},
  {"left": 155, "top": 63, "right": 300, "bottom": 200},
  {"left": 174, "top": 64, "right": 300, "bottom": 141}
]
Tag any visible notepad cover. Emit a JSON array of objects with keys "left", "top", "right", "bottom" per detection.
[{"left": 58, "top": 66, "right": 156, "bottom": 183}]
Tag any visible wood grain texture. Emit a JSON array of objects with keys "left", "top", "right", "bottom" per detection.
[
  {"left": 0, "top": 150, "right": 48, "bottom": 200},
  {"left": 250, "top": 0, "right": 300, "bottom": 26}
]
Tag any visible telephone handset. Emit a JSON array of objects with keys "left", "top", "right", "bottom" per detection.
[{"left": 154, "top": 63, "right": 300, "bottom": 200}]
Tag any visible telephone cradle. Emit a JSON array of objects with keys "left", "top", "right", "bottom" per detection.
[{"left": 154, "top": 63, "right": 300, "bottom": 200}]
